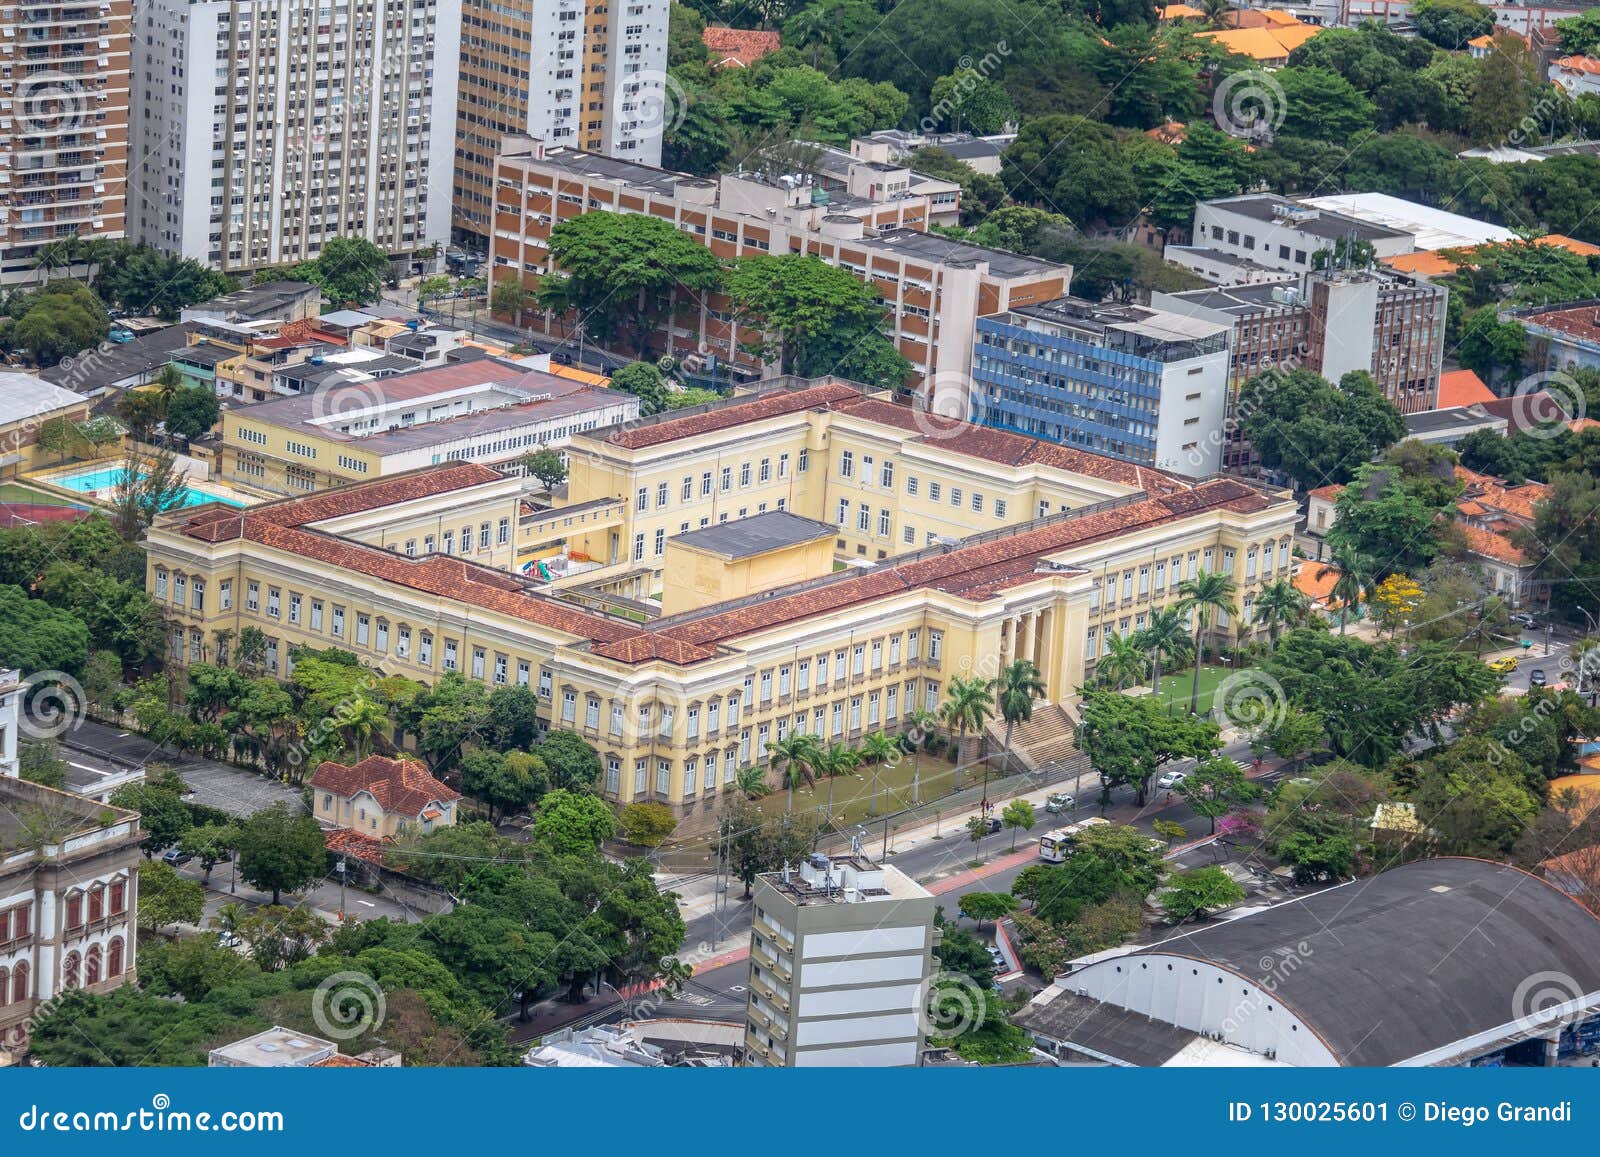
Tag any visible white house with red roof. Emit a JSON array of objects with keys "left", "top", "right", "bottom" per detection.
[
  {"left": 1552, "top": 55, "right": 1600, "bottom": 98},
  {"left": 310, "top": 755, "right": 461, "bottom": 840}
]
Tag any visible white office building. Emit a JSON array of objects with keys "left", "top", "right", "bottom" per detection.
[
  {"left": 746, "top": 851, "right": 937, "bottom": 1068},
  {"left": 129, "top": 0, "right": 460, "bottom": 273}
]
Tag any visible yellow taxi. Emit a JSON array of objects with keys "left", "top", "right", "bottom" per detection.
[{"left": 1488, "top": 656, "right": 1519, "bottom": 674}]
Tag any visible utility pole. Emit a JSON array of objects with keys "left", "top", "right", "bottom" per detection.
[{"left": 336, "top": 858, "right": 347, "bottom": 919}]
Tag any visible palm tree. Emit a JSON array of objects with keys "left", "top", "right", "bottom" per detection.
[
  {"left": 150, "top": 363, "right": 185, "bottom": 418},
  {"left": 816, "top": 741, "right": 859, "bottom": 828},
  {"left": 938, "top": 675, "right": 994, "bottom": 791},
  {"left": 1097, "top": 632, "right": 1148, "bottom": 691},
  {"left": 1320, "top": 547, "right": 1378, "bottom": 635},
  {"left": 341, "top": 696, "right": 388, "bottom": 760},
  {"left": 992, "top": 659, "right": 1047, "bottom": 811},
  {"left": 766, "top": 732, "right": 820, "bottom": 813},
  {"left": 858, "top": 731, "right": 898, "bottom": 816},
  {"left": 905, "top": 708, "right": 938, "bottom": 806},
  {"left": 1201, "top": 0, "right": 1233, "bottom": 28},
  {"left": 1137, "top": 605, "right": 1192, "bottom": 698},
  {"left": 1252, "top": 578, "right": 1311, "bottom": 649},
  {"left": 1177, "top": 569, "right": 1238, "bottom": 714},
  {"left": 734, "top": 766, "right": 768, "bottom": 799}
]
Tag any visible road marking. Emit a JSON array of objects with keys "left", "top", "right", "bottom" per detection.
[{"left": 356, "top": 900, "right": 376, "bottom": 908}]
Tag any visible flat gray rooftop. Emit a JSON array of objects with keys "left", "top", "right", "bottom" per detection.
[{"left": 670, "top": 511, "right": 836, "bottom": 559}]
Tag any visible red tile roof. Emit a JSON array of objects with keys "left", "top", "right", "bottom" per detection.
[
  {"left": 1437, "top": 369, "right": 1494, "bottom": 409},
  {"left": 324, "top": 827, "right": 390, "bottom": 865},
  {"left": 592, "top": 480, "right": 1274, "bottom": 662},
  {"left": 604, "top": 383, "right": 1185, "bottom": 493},
  {"left": 1307, "top": 484, "right": 1344, "bottom": 502},
  {"left": 1458, "top": 522, "right": 1529, "bottom": 565},
  {"left": 1454, "top": 466, "right": 1547, "bottom": 524},
  {"left": 311, "top": 755, "right": 461, "bottom": 816},
  {"left": 702, "top": 26, "right": 781, "bottom": 66}
]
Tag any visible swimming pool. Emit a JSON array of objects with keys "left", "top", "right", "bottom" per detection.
[{"left": 46, "top": 466, "right": 244, "bottom": 509}]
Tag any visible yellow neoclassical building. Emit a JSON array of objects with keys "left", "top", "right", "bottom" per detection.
[{"left": 145, "top": 378, "right": 1298, "bottom": 821}]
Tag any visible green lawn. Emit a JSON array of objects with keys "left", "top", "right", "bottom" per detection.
[
  {"left": 1147, "top": 663, "right": 1238, "bottom": 715},
  {"left": 747, "top": 748, "right": 984, "bottom": 830}
]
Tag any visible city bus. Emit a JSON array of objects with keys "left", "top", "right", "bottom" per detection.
[{"left": 1038, "top": 817, "right": 1109, "bottom": 862}]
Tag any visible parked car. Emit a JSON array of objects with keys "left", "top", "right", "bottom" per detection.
[
  {"left": 1529, "top": 669, "right": 1548, "bottom": 687},
  {"left": 1044, "top": 792, "right": 1075, "bottom": 814},
  {"left": 1488, "top": 656, "right": 1518, "bottom": 674},
  {"left": 984, "top": 817, "right": 1002, "bottom": 834},
  {"left": 1157, "top": 769, "right": 1188, "bottom": 789},
  {"left": 1511, "top": 613, "right": 1537, "bottom": 628},
  {"left": 160, "top": 848, "right": 192, "bottom": 866},
  {"left": 216, "top": 931, "right": 243, "bottom": 950}
]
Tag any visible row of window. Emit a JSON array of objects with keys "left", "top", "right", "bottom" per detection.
[
  {"left": 634, "top": 450, "right": 810, "bottom": 513},
  {"left": 63, "top": 880, "right": 127, "bottom": 930},
  {"left": 600, "top": 680, "right": 944, "bottom": 799},
  {"left": 1088, "top": 540, "right": 1291, "bottom": 611},
  {"left": 838, "top": 449, "right": 1013, "bottom": 519}
]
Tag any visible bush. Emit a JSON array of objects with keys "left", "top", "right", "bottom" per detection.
[{"left": 619, "top": 802, "right": 677, "bottom": 847}]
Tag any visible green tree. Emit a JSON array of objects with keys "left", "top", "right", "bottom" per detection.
[
  {"left": 137, "top": 859, "right": 205, "bottom": 933},
  {"left": 724, "top": 254, "right": 909, "bottom": 387},
  {"left": 1097, "top": 631, "right": 1149, "bottom": 690},
  {"left": 459, "top": 749, "right": 548, "bottom": 822},
  {"left": 523, "top": 446, "right": 568, "bottom": 490},
  {"left": 0, "top": 585, "right": 90, "bottom": 674},
  {"left": 489, "top": 278, "right": 531, "bottom": 322},
  {"left": 1251, "top": 578, "right": 1310, "bottom": 648},
  {"left": 1176, "top": 569, "right": 1236, "bottom": 713},
  {"left": 109, "top": 780, "right": 193, "bottom": 856},
  {"left": 164, "top": 386, "right": 222, "bottom": 440},
  {"left": 1277, "top": 66, "right": 1377, "bottom": 141},
  {"left": 235, "top": 803, "right": 327, "bottom": 904},
  {"left": 1002, "top": 116, "right": 1141, "bottom": 227},
  {"left": 302, "top": 235, "right": 387, "bottom": 305},
  {"left": 539, "top": 211, "right": 722, "bottom": 355},
  {"left": 1240, "top": 368, "right": 1405, "bottom": 489},
  {"left": 1252, "top": 704, "right": 1325, "bottom": 764},
  {"left": 1174, "top": 756, "right": 1260, "bottom": 834},
  {"left": 1470, "top": 31, "right": 1534, "bottom": 145},
  {"left": 538, "top": 730, "right": 603, "bottom": 792},
  {"left": 938, "top": 675, "right": 994, "bottom": 789},
  {"left": 1413, "top": 0, "right": 1495, "bottom": 48},
  {"left": 608, "top": 361, "right": 670, "bottom": 415},
  {"left": 1456, "top": 310, "right": 1526, "bottom": 388},
  {"left": 18, "top": 738, "right": 66, "bottom": 788},
  {"left": 766, "top": 731, "right": 821, "bottom": 812},
  {"left": 1136, "top": 605, "right": 1192, "bottom": 696},
  {"left": 928, "top": 70, "right": 1015, "bottom": 134},
  {"left": 1319, "top": 543, "right": 1379, "bottom": 634},
  {"left": 531, "top": 788, "right": 616, "bottom": 853},
  {"left": 1081, "top": 689, "right": 1219, "bottom": 806},
  {"left": 1001, "top": 798, "right": 1037, "bottom": 851},
  {"left": 178, "top": 821, "right": 239, "bottom": 881},
  {"left": 1161, "top": 865, "right": 1245, "bottom": 922},
  {"left": 619, "top": 801, "right": 678, "bottom": 846},
  {"left": 957, "top": 890, "right": 1018, "bottom": 931},
  {"left": 991, "top": 658, "right": 1046, "bottom": 801}
]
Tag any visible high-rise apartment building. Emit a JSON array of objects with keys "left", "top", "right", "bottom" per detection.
[
  {"left": 129, "top": 0, "right": 459, "bottom": 273},
  {"left": 0, "top": 0, "right": 131, "bottom": 286},
  {"left": 451, "top": 0, "right": 669, "bottom": 240},
  {"left": 746, "top": 851, "right": 937, "bottom": 1067}
]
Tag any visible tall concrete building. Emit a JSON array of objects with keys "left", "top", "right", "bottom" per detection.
[
  {"left": 0, "top": 0, "right": 131, "bottom": 286},
  {"left": 129, "top": 0, "right": 460, "bottom": 273},
  {"left": 746, "top": 850, "right": 937, "bottom": 1067},
  {"left": 451, "top": 0, "right": 669, "bottom": 241}
]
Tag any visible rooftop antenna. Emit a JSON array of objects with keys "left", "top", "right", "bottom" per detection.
[
  {"left": 851, "top": 826, "right": 867, "bottom": 857},
  {"left": 781, "top": 861, "right": 791, "bottom": 885}
]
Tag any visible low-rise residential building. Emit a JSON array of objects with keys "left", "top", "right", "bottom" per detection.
[
  {"left": 1552, "top": 54, "right": 1600, "bottom": 97},
  {"left": 310, "top": 755, "right": 460, "bottom": 839},
  {"left": 745, "top": 850, "right": 937, "bottom": 1068},
  {"left": 970, "top": 297, "right": 1232, "bottom": 476},
  {"left": 208, "top": 1026, "right": 402, "bottom": 1068},
  {"left": 145, "top": 380, "right": 1299, "bottom": 819},
  {"left": 0, "top": 747, "right": 143, "bottom": 1060},
  {"left": 0, "top": 375, "right": 94, "bottom": 479},
  {"left": 220, "top": 359, "right": 638, "bottom": 495},
  {"left": 1510, "top": 298, "right": 1600, "bottom": 372},
  {"left": 1184, "top": 195, "right": 1414, "bottom": 280},
  {"left": 1152, "top": 270, "right": 1447, "bottom": 469},
  {"left": 180, "top": 282, "right": 322, "bottom": 327},
  {"left": 487, "top": 137, "right": 1068, "bottom": 398}
]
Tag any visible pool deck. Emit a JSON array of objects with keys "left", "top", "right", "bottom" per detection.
[{"left": 27, "top": 461, "right": 258, "bottom": 509}]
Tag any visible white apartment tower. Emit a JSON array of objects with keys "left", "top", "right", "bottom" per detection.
[
  {"left": 746, "top": 851, "right": 938, "bottom": 1068},
  {"left": 0, "top": 0, "right": 132, "bottom": 286},
  {"left": 451, "top": 0, "right": 668, "bottom": 239},
  {"left": 129, "top": 0, "right": 461, "bottom": 273}
]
